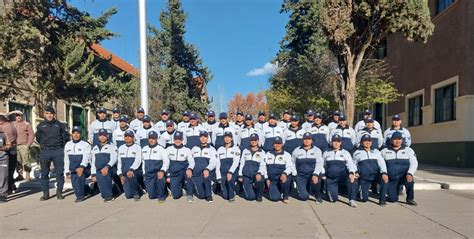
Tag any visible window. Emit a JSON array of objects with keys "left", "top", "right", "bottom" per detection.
[
  {"left": 408, "top": 95, "right": 423, "bottom": 127},
  {"left": 437, "top": 0, "right": 454, "bottom": 14},
  {"left": 72, "top": 106, "right": 88, "bottom": 140},
  {"left": 8, "top": 102, "right": 33, "bottom": 123},
  {"left": 434, "top": 83, "right": 456, "bottom": 123}
]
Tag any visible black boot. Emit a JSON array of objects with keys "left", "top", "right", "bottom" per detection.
[
  {"left": 56, "top": 191, "right": 65, "bottom": 200},
  {"left": 40, "top": 192, "right": 50, "bottom": 201}
]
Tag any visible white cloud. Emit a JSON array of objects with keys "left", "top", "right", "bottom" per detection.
[{"left": 246, "top": 62, "right": 279, "bottom": 77}]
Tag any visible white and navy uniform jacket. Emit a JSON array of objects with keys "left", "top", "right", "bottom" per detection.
[
  {"left": 177, "top": 121, "right": 190, "bottom": 133},
  {"left": 130, "top": 118, "right": 153, "bottom": 132},
  {"left": 330, "top": 125, "right": 357, "bottom": 152},
  {"left": 282, "top": 126, "right": 305, "bottom": 154},
  {"left": 112, "top": 118, "right": 121, "bottom": 130},
  {"left": 88, "top": 119, "right": 115, "bottom": 146},
  {"left": 328, "top": 121, "right": 339, "bottom": 132},
  {"left": 383, "top": 127, "right": 412, "bottom": 147},
  {"left": 291, "top": 146, "right": 324, "bottom": 177},
  {"left": 233, "top": 122, "right": 244, "bottom": 134},
  {"left": 216, "top": 145, "right": 241, "bottom": 178},
  {"left": 212, "top": 123, "right": 238, "bottom": 149},
  {"left": 278, "top": 120, "right": 291, "bottom": 131},
  {"left": 238, "top": 126, "right": 263, "bottom": 150},
  {"left": 91, "top": 143, "right": 118, "bottom": 176},
  {"left": 353, "top": 148, "right": 387, "bottom": 180},
  {"left": 254, "top": 120, "right": 268, "bottom": 133},
  {"left": 355, "top": 119, "right": 382, "bottom": 133},
  {"left": 301, "top": 120, "right": 315, "bottom": 131},
  {"left": 64, "top": 140, "right": 91, "bottom": 175},
  {"left": 155, "top": 120, "right": 176, "bottom": 134},
  {"left": 380, "top": 146, "right": 418, "bottom": 179},
  {"left": 239, "top": 148, "right": 265, "bottom": 177},
  {"left": 158, "top": 130, "right": 177, "bottom": 148},
  {"left": 201, "top": 121, "right": 218, "bottom": 140},
  {"left": 322, "top": 149, "right": 356, "bottom": 178},
  {"left": 260, "top": 150, "right": 294, "bottom": 181},
  {"left": 184, "top": 124, "right": 209, "bottom": 149},
  {"left": 261, "top": 124, "right": 285, "bottom": 151},
  {"left": 309, "top": 124, "right": 330, "bottom": 151},
  {"left": 190, "top": 144, "right": 217, "bottom": 175},
  {"left": 356, "top": 127, "right": 384, "bottom": 149},
  {"left": 165, "top": 144, "right": 193, "bottom": 177},
  {"left": 136, "top": 126, "right": 159, "bottom": 148},
  {"left": 117, "top": 144, "right": 143, "bottom": 176},
  {"left": 142, "top": 144, "right": 169, "bottom": 176},
  {"left": 113, "top": 127, "right": 135, "bottom": 148}
]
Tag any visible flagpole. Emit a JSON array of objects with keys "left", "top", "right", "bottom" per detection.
[{"left": 138, "top": 0, "right": 149, "bottom": 113}]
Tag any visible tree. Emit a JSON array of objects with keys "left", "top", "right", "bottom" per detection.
[
  {"left": 355, "top": 59, "right": 401, "bottom": 110},
  {"left": 267, "top": 1, "right": 338, "bottom": 117},
  {"left": 148, "top": 0, "right": 212, "bottom": 121},
  {"left": 227, "top": 91, "right": 269, "bottom": 119},
  {"left": 318, "top": 0, "right": 434, "bottom": 125},
  {"left": 0, "top": 0, "right": 135, "bottom": 112}
]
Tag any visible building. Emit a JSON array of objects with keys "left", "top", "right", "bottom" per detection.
[
  {"left": 1, "top": 0, "right": 138, "bottom": 134},
  {"left": 0, "top": 43, "right": 138, "bottom": 134},
  {"left": 386, "top": 0, "right": 474, "bottom": 167}
]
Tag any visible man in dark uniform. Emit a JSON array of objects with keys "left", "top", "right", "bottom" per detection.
[{"left": 36, "top": 106, "right": 69, "bottom": 201}]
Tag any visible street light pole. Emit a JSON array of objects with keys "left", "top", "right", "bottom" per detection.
[{"left": 138, "top": 0, "right": 149, "bottom": 113}]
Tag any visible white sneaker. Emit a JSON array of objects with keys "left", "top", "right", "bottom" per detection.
[
  {"left": 350, "top": 200, "right": 357, "bottom": 208},
  {"left": 187, "top": 195, "right": 193, "bottom": 203}
]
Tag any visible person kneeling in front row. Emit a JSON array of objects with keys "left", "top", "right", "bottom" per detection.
[
  {"left": 292, "top": 132, "right": 324, "bottom": 203},
  {"left": 353, "top": 134, "right": 388, "bottom": 206},
  {"left": 117, "top": 130, "right": 143, "bottom": 201},
  {"left": 261, "top": 137, "right": 293, "bottom": 204},
  {"left": 381, "top": 132, "right": 418, "bottom": 206},
  {"left": 142, "top": 131, "right": 169, "bottom": 203},
  {"left": 323, "top": 135, "right": 358, "bottom": 207},
  {"left": 238, "top": 133, "right": 265, "bottom": 202},
  {"left": 64, "top": 126, "right": 91, "bottom": 203}
]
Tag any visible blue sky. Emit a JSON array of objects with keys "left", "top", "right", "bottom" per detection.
[{"left": 68, "top": 0, "right": 288, "bottom": 112}]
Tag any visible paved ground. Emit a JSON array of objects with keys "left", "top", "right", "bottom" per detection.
[
  {"left": 1, "top": 188, "right": 473, "bottom": 238},
  {"left": 415, "top": 164, "right": 474, "bottom": 190}
]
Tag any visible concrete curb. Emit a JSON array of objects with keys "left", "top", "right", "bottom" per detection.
[
  {"left": 414, "top": 176, "right": 474, "bottom": 190},
  {"left": 414, "top": 182, "right": 442, "bottom": 190}
]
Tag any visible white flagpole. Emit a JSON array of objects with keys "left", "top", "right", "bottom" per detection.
[{"left": 138, "top": 0, "right": 149, "bottom": 113}]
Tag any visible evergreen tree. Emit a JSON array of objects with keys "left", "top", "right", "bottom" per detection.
[
  {"left": 267, "top": 0, "right": 337, "bottom": 116},
  {"left": 0, "top": 0, "right": 135, "bottom": 112},
  {"left": 148, "top": 0, "right": 212, "bottom": 121}
]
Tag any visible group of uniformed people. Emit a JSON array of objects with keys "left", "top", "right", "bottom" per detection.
[{"left": 35, "top": 106, "right": 418, "bottom": 207}]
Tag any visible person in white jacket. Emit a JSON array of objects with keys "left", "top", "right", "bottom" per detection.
[
  {"left": 64, "top": 126, "right": 91, "bottom": 202},
  {"left": 142, "top": 131, "right": 169, "bottom": 202},
  {"left": 189, "top": 131, "right": 218, "bottom": 203},
  {"left": 260, "top": 136, "right": 294, "bottom": 203},
  {"left": 216, "top": 132, "right": 240, "bottom": 202}
]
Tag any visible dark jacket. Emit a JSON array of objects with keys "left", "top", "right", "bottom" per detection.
[{"left": 36, "top": 119, "right": 69, "bottom": 149}]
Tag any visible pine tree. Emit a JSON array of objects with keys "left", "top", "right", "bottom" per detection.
[
  {"left": 148, "top": 0, "right": 212, "bottom": 121},
  {"left": 267, "top": 1, "right": 338, "bottom": 116},
  {"left": 0, "top": 0, "right": 135, "bottom": 112}
]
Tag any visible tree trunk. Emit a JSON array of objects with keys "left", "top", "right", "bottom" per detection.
[
  {"left": 344, "top": 53, "right": 357, "bottom": 127},
  {"left": 343, "top": 40, "right": 369, "bottom": 127},
  {"left": 345, "top": 74, "right": 357, "bottom": 126}
]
